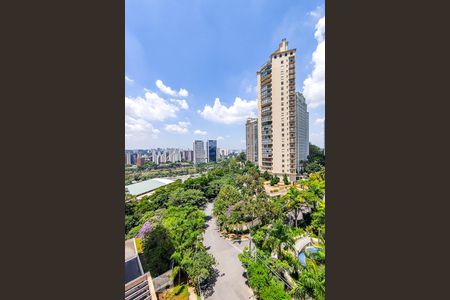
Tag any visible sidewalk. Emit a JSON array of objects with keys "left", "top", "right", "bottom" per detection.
[{"left": 188, "top": 286, "right": 199, "bottom": 300}]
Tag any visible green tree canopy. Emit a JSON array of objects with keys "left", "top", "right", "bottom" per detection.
[{"left": 167, "top": 188, "right": 207, "bottom": 208}]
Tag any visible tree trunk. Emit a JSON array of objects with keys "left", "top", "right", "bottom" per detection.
[{"left": 295, "top": 208, "right": 298, "bottom": 227}]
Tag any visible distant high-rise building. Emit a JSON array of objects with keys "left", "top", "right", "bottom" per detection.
[
  {"left": 193, "top": 140, "right": 206, "bottom": 164},
  {"left": 246, "top": 117, "right": 259, "bottom": 164},
  {"left": 181, "top": 150, "right": 194, "bottom": 162},
  {"left": 130, "top": 153, "right": 138, "bottom": 165},
  {"left": 136, "top": 154, "right": 145, "bottom": 167},
  {"left": 125, "top": 152, "right": 131, "bottom": 165},
  {"left": 219, "top": 148, "right": 229, "bottom": 158},
  {"left": 257, "top": 39, "right": 308, "bottom": 181},
  {"left": 296, "top": 92, "right": 309, "bottom": 165},
  {"left": 206, "top": 140, "right": 217, "bottom": 163},
  {"left": 188, "top": 150, "right": 194, "bottom": 162}
]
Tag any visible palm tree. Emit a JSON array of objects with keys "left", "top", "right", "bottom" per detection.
[
  {"left": 295, "top": 258, "right": 325, "bottom": 300},
  {"left": 284, "top": 187, "right": 307, "bottom": 227},
  {"left": 265, "top": 220, "right": 295, "bottom": 259}
]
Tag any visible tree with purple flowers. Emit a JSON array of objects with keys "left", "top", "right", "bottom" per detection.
[{"left": 135, "top": 221, "right": 153, "bottom": 239}]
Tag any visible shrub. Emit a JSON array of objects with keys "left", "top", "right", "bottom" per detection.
[
  {"left": 270, "top": 176, "right": 280, "bottom": 186},
  {"left": 283, "top": 174, "right": 289, "bottom": 185}
]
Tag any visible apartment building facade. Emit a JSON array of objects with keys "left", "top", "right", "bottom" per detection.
[
  {"left": 257, "top": 39, "right": 308, "bottom": 181},
  {"left": 246, "top": 117, "right": 259, "bottom": 164}
]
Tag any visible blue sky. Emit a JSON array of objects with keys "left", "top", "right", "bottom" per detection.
[{"left": 126, "top": 0, "right": 325, "bottom": 150}]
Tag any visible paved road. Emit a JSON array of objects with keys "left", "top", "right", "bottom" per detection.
[{"left": 202, "top": 202, "right": 254, "bottom": 300}]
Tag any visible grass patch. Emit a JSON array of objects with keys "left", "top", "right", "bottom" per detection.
[{"left": 158, "top": 284, "right": 189, "bottom": 300}]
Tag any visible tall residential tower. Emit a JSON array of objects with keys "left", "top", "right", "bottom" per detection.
[
  {"left": 257, "top": 39, "right": 308, "bottom": 181},
  {"left": 246, "top": 117, "right": 258, "bottom": 164}
]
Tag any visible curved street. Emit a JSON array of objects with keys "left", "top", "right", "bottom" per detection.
[{"left": 202, "top": 202, "right": 254, "bottom": 300}]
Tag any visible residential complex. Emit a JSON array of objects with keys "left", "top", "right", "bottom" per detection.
[
  {"left": 124, "top": 142, "right": 228, "bottom": 166},
  {"left": 246, "top": 117, "right": 259, "bottom": 164},
  {"left": 257, "top": 38, "right": 309, "bottom": 181},
  {"left": 219, "top": 148, "right": 229, "bottom": 158},
  {"left": 181, "top": 150, "right": 194, "bottom": 162},
  {"left": 125, "top": 148, "right": 195, "bottom": 165},
  {"left": 206, "top": 140, "right": 218, "bottom": 163},
  {"left": 193, "top": 140, "right": 206, "bottom": 164}
]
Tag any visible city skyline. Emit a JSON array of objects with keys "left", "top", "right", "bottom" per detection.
[{"left": 126, "top": 0, "right": 325, "bottom": 150}]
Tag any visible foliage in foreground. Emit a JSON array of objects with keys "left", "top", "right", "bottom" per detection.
[
  {"left": 239, "top": 250, "right": 290, "bottom": 300},
  {"left": 125, "top": 161, "right": 236, "bottom": 284}
]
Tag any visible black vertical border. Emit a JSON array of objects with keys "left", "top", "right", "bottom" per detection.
[
  {"left": 327, "top": 0, "right": 450, "bottom": 299},
  {"left": 2, "top": 0, "right": 124, "bottom": 299}
]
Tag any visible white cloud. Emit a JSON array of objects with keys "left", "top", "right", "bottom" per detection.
[
  {"left": 165, "top": 121, "right": 190, "bottom": 134},
  {"left": 315, "top": 117, "right": 325, "bottom": 125},
  {"left": 155, "top": 80, "right": 189, "bottom": 98},
  {"left": 125, "top": 76, "right": 134, "bottom": 83},
  {"left": 303, "top": 16, "right": 325, "bottom": 109},
  {"left": 125, "top": 91, "right": 179, "bottom": 122},
  {"left": 125, "top": 116, "right": 160, "bottom": 149},
  {"left": 217, "top": 136, "right": 225, "bottom": 141},
  {"left": 125, "top": 116, "right": 160, "bottom": 137},
  {"left": 194, "top": 129, "right": 207, "bottom": 136},
  {"left": 170, "top": 99, "right": 189, "bottom": 110},
  {"left": 125, "top": 91, "right": 182, "bottom": 148},
  {"left": 308, "top": 6, "right": 324, "bottom": 19},
  {"left": 178, "top": 88, "right": 189, "bottom": 97},
  {"left": 198, "top": 97, "right": 257, "bottom": 124}
]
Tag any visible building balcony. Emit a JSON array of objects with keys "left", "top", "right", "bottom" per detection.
[{"left": 261, "top": 101, "right": 272, "bottom": 107}]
